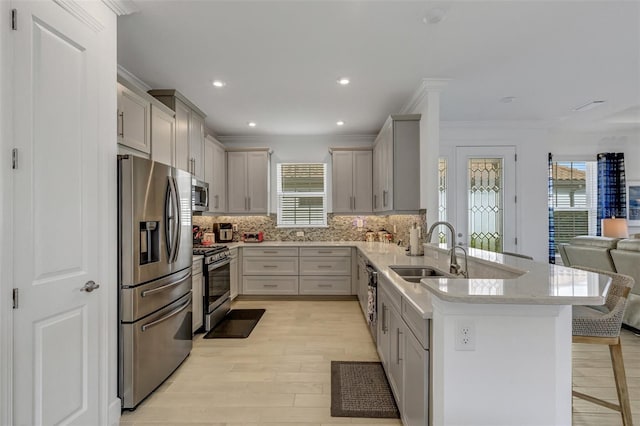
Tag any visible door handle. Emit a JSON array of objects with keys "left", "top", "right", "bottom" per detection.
[{"left": 81, "top": 280, "right": 100, "bottom": 292}]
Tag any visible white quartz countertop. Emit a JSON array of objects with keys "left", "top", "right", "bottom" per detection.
[{"left": 225, "top": 241, "right": 610, "bottom": 317}]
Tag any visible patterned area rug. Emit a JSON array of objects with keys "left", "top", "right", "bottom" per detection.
[{"left": 330, "top": 361, "right": 400, "bottom": 418}]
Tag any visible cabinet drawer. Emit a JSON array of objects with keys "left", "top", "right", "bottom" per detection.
[
  {"left": 300, "top": 247, "right": 352, "bottom": 257},
  {"left": 243, "top": 257, "right": 298, "bottom": 275},
  {"left": 299, "top": 276, "right": 351, "bottom": 295},
  {"left": 243, "top": 247, "right": 299, "bottom": 257},
  {"left": 299, "top": 257, "right": 351, "bottom": 275},
  {"left": 401, "top": 298, "right": 429, "bottom": 349},
  {"left": 242, "top": 276, "right": 299, "bottom": 295}
]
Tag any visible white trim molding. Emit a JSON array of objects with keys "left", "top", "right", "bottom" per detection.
[
  {"left": 401, "top": 78, "right": 451, "bottom": 115},
  {"left": 53, "top": 0, "right": 105, "bottom": 32},
  {"left": 102, "top": 0, "right": 138, "bottom": 16},
  {"left": 117, "top": 65, "right": 152, "bottom": 92}
]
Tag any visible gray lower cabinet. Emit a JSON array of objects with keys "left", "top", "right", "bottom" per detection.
[
  {"left": 377, "top": 274, "right": 430, "bottom": 426},
  {"left": 230, "top": 248, "right": 238, "bottom": 300},
  {"left": 243, "top": 276, "right": 299, "bottom": 295},
  {"left": 403, "top": 325, "right": 429, "bottom": 426},
  {"left": 299, "top": 247, "right": 352, "bottom": 295},
  {"left": 241, "top": 247, "right": 299, "bottom": 295},
  {"left": 192, "top": 257, "right": 204, "bottom": 333}
]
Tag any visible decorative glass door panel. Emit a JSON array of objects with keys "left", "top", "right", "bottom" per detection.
[
  {"left": 456, "top": 146, "right": 516, "bottom": 253},
  {"left": 468, "top": 158, "right": 503, "bottom": 252}
]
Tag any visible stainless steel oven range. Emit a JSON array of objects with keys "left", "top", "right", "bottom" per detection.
[{"left": 193, "top": 245, "right": 231, "bottom": 331}]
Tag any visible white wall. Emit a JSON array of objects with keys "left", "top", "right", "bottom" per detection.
[
  {"left": 439, "top": 123, "right": 640, "bottom": 261},
  {"left": 440, "top": 122, "right": 551, "bottom": 261},
  {"left": 218, "top": 134, "right": 375, "bottom": 213}
]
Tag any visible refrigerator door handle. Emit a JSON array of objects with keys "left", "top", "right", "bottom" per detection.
[
  {"left": 141, "top": 271, "right": 192, "bottom": 297},
  {"left": 171, "top": 176, "right": 181, "bottom": 263},
  {"left": 165, "top": 179, "right": 174, "bottom": 261},
  {"left": 141, "top": 294, "right": 191, "bottom": 332}
]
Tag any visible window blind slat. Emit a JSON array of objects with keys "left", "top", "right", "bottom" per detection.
[{"left": 277, "top": 163, "right": 327, "bottom": 226}]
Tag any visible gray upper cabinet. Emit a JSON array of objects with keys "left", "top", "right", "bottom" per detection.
[
  {"left": 150, "top": 104, "right": 175, "bottom": 167},
  {"left": 117, "top": 83, "right": 151, "bottom": 154},
  {"left": 331, "top": 149, "right": 372, "bottom": 213},
  {"left": 372, "top": 114, "right": 421, "bottom": 213},
  {"left": 204, "top": 135, "right": 226, "bottom": 213},
  {"left": 148, "top": 89, "right": 207, "bottom": 177},
  {"left": 189, "top": 113, "right": 205, "bottom": 180},
  {"left": 227, "top": 150, "right": 269, "bottom": 214}
]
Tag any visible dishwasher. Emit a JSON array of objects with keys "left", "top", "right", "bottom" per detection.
[{"left": 366, "top": 264, "right": 378, "bottom": 342}]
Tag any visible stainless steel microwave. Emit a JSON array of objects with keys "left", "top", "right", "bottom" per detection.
[{"left": 192, "top": 178, "right": 209, "bottom": 212}]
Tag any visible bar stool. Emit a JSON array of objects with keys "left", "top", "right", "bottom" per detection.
[{"left": 572, "top": 266, "right": 635, "bottom": 426}]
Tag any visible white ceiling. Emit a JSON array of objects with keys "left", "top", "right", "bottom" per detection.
[{"left": 117, "top": 1, "right": 640, "bottom": 136}]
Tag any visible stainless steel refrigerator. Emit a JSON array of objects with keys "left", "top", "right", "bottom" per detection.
[{"left": 118, "top": 155, "right": 193, "bottom": 409}]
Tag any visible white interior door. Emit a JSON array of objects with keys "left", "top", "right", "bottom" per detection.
[
  {"left": 12, "top": 2, "right": 107, "bottom": 424},
  {"left": 455, "top": 146, "right": 517, "bottom": 253}
]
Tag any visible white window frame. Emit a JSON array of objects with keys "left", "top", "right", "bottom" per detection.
[{"left": 276, "top": 163, "right": 328, "bottom": 228}]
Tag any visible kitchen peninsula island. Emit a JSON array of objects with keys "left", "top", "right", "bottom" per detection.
[{"left": 225, "top": 241, "right": 610, "bottom": 425}]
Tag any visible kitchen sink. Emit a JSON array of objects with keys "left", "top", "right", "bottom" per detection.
[{"left": 389, "top": 266, "right": 450, "bottom": 282}]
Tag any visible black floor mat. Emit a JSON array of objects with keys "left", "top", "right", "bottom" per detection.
[{"left": 203, "top": 309, "right": 265, "bottom": 339}]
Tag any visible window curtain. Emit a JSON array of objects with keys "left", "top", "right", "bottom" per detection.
[
  {"left": 548, "top": 153, "right": 555, "bottom": 263},
  {"left": 597, "top": 153, "right": 626, "bottom": 235}
]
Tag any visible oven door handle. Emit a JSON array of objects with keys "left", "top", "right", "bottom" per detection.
[
  {"left": 208, "top": 257, "right": 231, "bottom": 271},
  {"left": 141, "top": 271, "right": 192, "bottom": 297},
  {"left": 141, "top": 294, "right": 191, "bottom": 332}
]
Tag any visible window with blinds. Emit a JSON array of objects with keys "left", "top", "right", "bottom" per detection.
[
  {"left": 551, "top": 161, "right": 597, "bottom": 244},
  {"left": 277, "top": 163, "right": 327, "bottom": 227}
]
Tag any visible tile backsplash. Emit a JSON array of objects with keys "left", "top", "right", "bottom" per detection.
[{"left": 193, "top": 211, "right": 426, "bottom": 246}]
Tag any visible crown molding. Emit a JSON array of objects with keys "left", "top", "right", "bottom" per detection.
[
  {"left": 400, "top": 78, "right": 451, "bottom": 114},
  {"left": 440, "top": 120, "right": 555, "bottom": 130},
  {"left": 217, "top": 134, "right": 376, "bottom": 144},
  {"left": 117, "top": 65, "right": 151, "bottom": 92},
  {"left": 54, "top": 0, "right": 105, "bottom": 32},
  {"left": 102, "top": 0, "right": 138, "bottom": 16}
]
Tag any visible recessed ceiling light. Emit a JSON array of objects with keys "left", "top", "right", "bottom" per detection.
[
  {"left": 500, "top": 96, "right": 516, "bottom": 103},
  {"left": 336, "top": 121, "right": 345, "bottom": 126},
  {"left": 248, "top": 121, "right": 257, "bottom": 127},
  {"left": 423, "top": 7, "right": 447, "bottom": 24},
  {"left": 573, "top": 100, "right": 606, "bottom": 112},
  {"left": 337, "top": 78, "right": 350, "bottom": 86},
  {"left": 212, "top": 80, "right": 226, "bottom": 88}
]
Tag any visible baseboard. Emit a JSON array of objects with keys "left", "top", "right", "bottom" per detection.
[
  {"left": 235, "top": 295, "right": 358, "bottom": 301},
  {"left": 108, "top": 398, "right": 121, "bottom": 426}
]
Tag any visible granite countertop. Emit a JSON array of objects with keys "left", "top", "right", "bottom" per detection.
[{"left": 225, "top": 241, "right": 610, "bottom": 318}]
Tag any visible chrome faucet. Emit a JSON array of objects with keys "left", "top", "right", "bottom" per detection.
[
  {"left": 449, "top": 245, "right": 469, "bottom": 278},
  {"left": 425, "top": 221, "right": 456, "bottom": 246},
  {"left": 425, "top": 221, "right": 468, "bottom": 277}
]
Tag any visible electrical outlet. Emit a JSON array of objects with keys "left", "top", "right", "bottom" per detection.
[
  {"left": 356, "top": 218, "right": 364, "bottom": 228},
  {"left": 232, "top": 224, "right": 238, "bottom": 232},
  {"left": 454, "top": 321, "right": 475, "bottom": 351},
  {"left": 296, "top": 231, "right": 304, "bottom": 237}
]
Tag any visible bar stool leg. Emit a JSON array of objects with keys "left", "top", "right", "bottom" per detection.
[{"left": 609, "top": 341, "right": 633, "bottom": 426}]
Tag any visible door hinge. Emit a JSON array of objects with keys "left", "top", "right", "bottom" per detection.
[
  {"left": 11, "top": 9, "right": 17, "bottom": 31},
  {"left": 11, "top": 148, "right": 18, "bottom": 169},
  {"left": 12, "top": 288, "right": 18, "bottom": 309}
]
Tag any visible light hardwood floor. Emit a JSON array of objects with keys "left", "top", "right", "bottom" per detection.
[{"left": 121, "top": 300, "right": 640, "bottom": 426}]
